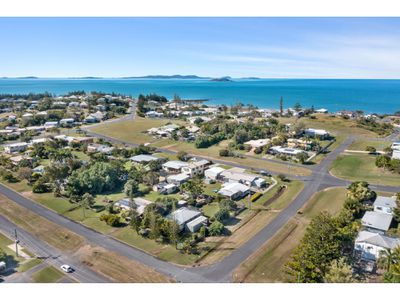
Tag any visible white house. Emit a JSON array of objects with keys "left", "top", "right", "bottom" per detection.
[
  {"left": 244, "top": 139, "right": 271, "bottom": 149},
  {"left": 146, "top": 111, "right": 163, "bottom": 118},
  {"left": 153, "top": 182, "right": 178, "bottom": 195},
  {"left": 130, "top": 154, "right": 162, "bottom": 164},
  {"left": 87, "top": 143, "right": 114, "bottom": 154},
  {"left": 181, "top": 159, "right": 210, "bottom": 177},
  {"left": 218, "top": 182, "right": 250, "bottom": 200},
  {"left": 361, "top": 211, "right": 393, "bottom": 233},
  {"left": 220, "top": 167, "right": 266, "bottom": 188},
  {"left": 3, "top": 142, "right": 29, "bottom": 153},
  {"left": 162, "top": 160, "right": 189, "bottom": 173},
  {"left": 114, "top": 198, "right": 151, "bottom": 216},
  {"left": 166, "top": 173, "right": 190, "bottom": 186},
  {"left": 315, "top": 108, "right": 328, "bottom": 114},
  {"left": 354, "top": 230, "right": 400, "bottom": 261},
  {"left": 186, "top": 216, "right": 208, "bottom": 233},
  {"left": 304, "top": 128, "right": 330, "bottom": 140},
  {"left": 374, "top": 196, "right": 397, "bottom": 215},
  {"left": 269, "top": 146, "right": 305, "bottom": 157},
  {"left": 204, "top": 166, "right": 225, "bottom": 180},
  {"left": 59, "top": 118, "right": 75, "bottom": 126},
  {"left": 392, "top": 149, "right": 400, "bottom": 160},
  {"left": 167, "top": 207, "right": 205, "bottom": 232}
]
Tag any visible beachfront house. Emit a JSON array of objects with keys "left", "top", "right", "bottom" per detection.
[
  {"left": 373, "top": 196, "right": 397, "bottom": 215},
  {"left": 304, "top": 128, "right": 330, "bottom": 140},
  {"left": 218, "top": 182, "right": 251, "bottom": 200},
  {"left": 354, "top": 230, "right": 400, "bottom": 261}
]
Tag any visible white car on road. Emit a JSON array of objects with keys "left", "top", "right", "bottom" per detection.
[{"left": 60, "top": 264, "right": 74, "bottom": 273}]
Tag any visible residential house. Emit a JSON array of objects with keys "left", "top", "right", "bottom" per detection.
[
  {"left": 355, "top": 230, "right": 400, "bottom": 261},
  {"left": 59, "top": 118, "right": 75, "bottom": 126},
  {"left": 218, "top": 182, "right": 250, "bottom": 200},
  {"left": 146, "top": 111, "right": 163, "bottom": 118},
  {"left": 166, "top": 173, "right": 190, "bottom": 186},
  {"left": 87, "top": 143, "right": 114, "bottom": 154},
  {"left": 220, "top": 167, "right": 266, "bottom": 188},
  {"left": 167, "top": 207, "right": 206, "bottom": 232},
  {"left": 374, "top": 196, "right": 397, "bottom": 215},
  {"left": 114, "top": 198, "right": 151, "bottom": 216},
  {"left": 244, "top": 139, "right": 271, "bottom": 149},
  {"left": 269, "top": 146, "right": 305, "bottom": 157},
  {"left": 181, "top": 159, "right": 210, "bottom": 177},
  {"left": 162, "top": 160, "right": 189, "bottom": 173},
  {"left": 186, "top": 216, "right": 208, "bottom": 233},
  {"left": 32, "top": 165, "right": 45, "bottom": 175},
  {"left": 204, "top": 166, "right": 225, "bottom": 181},
  {"left": 315, "top": 108, "right": 328, "bottom": 114},
  {"left": 153, "top": 182, "right": 178, "bottom": 195},
  {"left": 361, "top": 211, "right": 393, "bottom": 234},
  {"left": 130, "top": 154, "right": 162, "bottom": 164},
  {"left": 304, "top": 128, "right": 330, "bottom": 140},
  {"left": 3, "top": 142, "right": 29, "bottom": 153}
]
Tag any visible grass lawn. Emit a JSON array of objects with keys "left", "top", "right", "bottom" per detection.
[
  {"left": 278, "top": 114, "right": 380, "bottom": 138},
  {"left": 233, "top": 187, "right": 347, "bottom": 282},
  {"left": 32, "top": 266, "right": 65, "bottom": 283},
  {"left": 330, "top": 153, "right": 400, "bottom": 186},
  {"left": 17, "top": 258, "right": 44, "bottom": 273},
  {"left": 89, "top": 117, "right": 185, "bottom": 145},
  {"left": 347, "top": 139, "right": 391, "bottom": 152},
  {"left": 202, "top": 202, "right": 219, "bottom": 218}
]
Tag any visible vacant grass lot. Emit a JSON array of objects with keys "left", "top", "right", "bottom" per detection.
[
  {"left": 347, "top": 139, "right": 391, "bottom": 152},
  {"left": 89, "top": 117, "right": 185, "bottom": 145},
  {"left": 233, "top": 187, "right": 347, "bottom": 282},
  {"left": 330, "top": 153, "right": 400, "bottom": 186},
  {"left": 32, "top": 266, "right": 65, "bottom": 283}
]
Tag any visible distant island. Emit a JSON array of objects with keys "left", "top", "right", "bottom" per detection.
[
  {"left": 210, "top": 76, "right": 233, "bottom": 82},
  {"left": 122, "top": 75, "right": 209, "bottom": 79}
]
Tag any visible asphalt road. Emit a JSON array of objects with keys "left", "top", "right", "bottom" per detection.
[{"left": 0, "top": 215, "right": 110, "bottom": 283}]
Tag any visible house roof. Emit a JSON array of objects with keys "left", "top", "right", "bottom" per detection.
[
  {"left": 219, "top": 182, "right": 250, "bottom": 197},
  {"left": 244, "top": 139, "right": 271, "bottom": 147},
  {"left": 374, "top": 196, "right": 397, "bottom": 209},
  {"left": 186, "top": 216, "right": 208, "bottom": 229},
  {"left": 356, "top": 231, "right": 400, "bottom": 249},
  {"left": 130, "top": 154, "right": 160, "bottom": 163},
  {"left": 167, "top": 173, "right": 190, "bottom": 182},
  {"left": 361, "top": 211, "right": 393, "bottom": 231},
  {"left": 205, "top": 166, "right": 225, "bottom": 176},
  {"left": 220, "top": 168, "right": 258, "bottom": 183},
  {"left": 168, "top": 207, "right": 202, "bottom": 226},
  {"left": 163, "top": 160, "right": 189, "bottom": 170}
]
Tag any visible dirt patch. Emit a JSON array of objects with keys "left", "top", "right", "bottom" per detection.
[{"left": 77, "top": 245, "right": 174, "bottom": 283}]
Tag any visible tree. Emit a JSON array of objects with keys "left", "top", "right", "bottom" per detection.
[
  {"left": 181, "top": 177, "right": 205, "bottom": 200},
  {"left": 100, "top": 214, "right": 121, "bottom": 227},
  {"left": 219, "top": 149, "right": 230, "bottom": 157},
  {"left": 124, "top": 179, "right": 139, "bottom": 200},
  {"left": 296, "top": 152, "right": 309, "bottom": 164},
  {"left": 293, "top": 102, "right": 302, "bottom": 112},
  {"left": 208, "top": 221, "right": 225, "bottom": 236},
  {"left": 18, "top": 167, "right": 32, "bottom": 181},
  {"left": 285, "top": 212, "right": 344, "bottom": 283},
  {"left": 167, "top": 220, "right": 180, "bottom": 247},
  {"left": 346, "top": 181, "right": 375, "bottom": 202},
  {"left": 375, "top": 155, "right": 391, "bottom": 169},
  {"left": 324, "top": 258, "right": 357, "bottom": 283},
  {"left": 177, "top": 151, "right": 189, "bottom": 161},
  {"left": 365, "top": 146, "right": 376, "bottom": 153}
]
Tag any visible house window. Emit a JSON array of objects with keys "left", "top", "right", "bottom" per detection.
[{"left": 376, "top": 207, "right": 382, "bottom": 211}]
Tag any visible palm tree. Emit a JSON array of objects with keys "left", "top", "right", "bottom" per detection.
[{"left": 378, "top": 248, "right": 395, "bottom": 272}]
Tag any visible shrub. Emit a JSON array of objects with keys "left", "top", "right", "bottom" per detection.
[{"left": 250, "top": 192, "right": 262, "bottom": 202}]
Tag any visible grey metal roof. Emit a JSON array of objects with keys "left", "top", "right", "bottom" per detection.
[
  {"left": 168, "top": 207, "right": 201, "bottom": 226},
  {"left": 130, "top": 154, "right": 160, "bottom": 163},
  {"left": 361, "top": 211, "right": 393, "bottom": 231},
  {"left": 356, "top": 231, "right": 400, "bottom": 249},
  {"left": 374, "top": 196, "right": 397, "bottom": 209}
]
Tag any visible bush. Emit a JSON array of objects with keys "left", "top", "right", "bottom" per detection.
[
  {"left": 219, "top": 149, "right": 230, "bottom": 157},
  {"left": 214, "top": 208, "right": 230, "bottom": 222},
  {"left": 365, "top": 146, "right": 376, "bottom": 153},
  {"left": 100, "top": 213, "right": 121, "bottom": 227},
  {"left": 208, "top": 221, "right": 225, "bottom": 236},
  {"left": 32, "top": 177, "right": 51, "bottom": 193}
]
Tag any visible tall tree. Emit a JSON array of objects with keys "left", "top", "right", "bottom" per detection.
[{"left": 324, "top": 258, "right": 357, "bottom": 283}]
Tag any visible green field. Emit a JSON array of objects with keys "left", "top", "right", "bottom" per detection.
[
  {"left": 234, "top": 187, "right": 347, "bottom": 282},
  {"left": 89, "top": 117, "right": 185, "bottom": 144},
  {"left": 347, "top": 139, "right": 391, "bottom": 152},
  {"left": 330, "top": 153, "right": 400, "bottom": 186},
  {"left": 32, "top": 266, "right": 65, "bottom": 283}
]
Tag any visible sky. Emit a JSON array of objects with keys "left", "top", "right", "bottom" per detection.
[{"left": 1, "top": 17, "right": 400, "bottom": 78}]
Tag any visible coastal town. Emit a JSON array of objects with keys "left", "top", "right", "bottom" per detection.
[{"left": 0, "top": 91, "right": 399, "bottom": 283}]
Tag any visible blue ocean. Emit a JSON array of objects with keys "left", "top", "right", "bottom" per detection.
[{"left": 0, "top": 78, "right": 400, "bottom": 114}]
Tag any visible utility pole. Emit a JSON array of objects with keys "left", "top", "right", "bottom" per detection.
[{"left": 14, "top": 229, "right": 19, "bottom": 257}]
